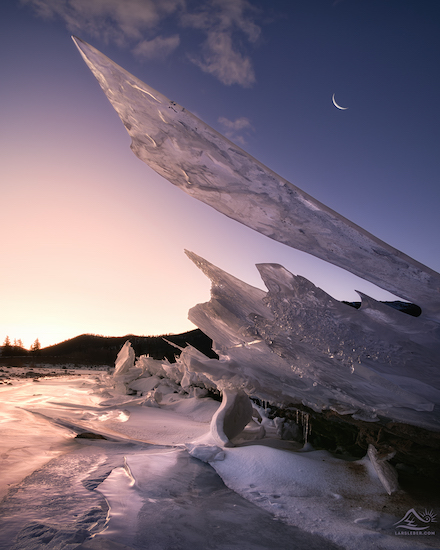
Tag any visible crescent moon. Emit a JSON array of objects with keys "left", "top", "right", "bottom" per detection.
[{"left": 332, "top": 93, "right": 348, "bottom": 110}]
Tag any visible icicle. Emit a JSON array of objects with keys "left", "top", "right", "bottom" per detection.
[
  {"left": 303, "top": 412, "right": 310, "bottom": 443},
  {"left": 294, "top": 409, "right": 312, "bottom": 443}
]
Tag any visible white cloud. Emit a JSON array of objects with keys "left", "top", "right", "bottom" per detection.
[
  {"left": 218, "top": 116, "right": 254, "bottom": 144},
  {"left": 189, "top": 31, "right": 255, "bottom": 87},
  {"left": 218, "top": 116, "right": 253, "bottom": 131},
  {"left": 133, "top": 34, "right": 180, "bottom": 60},
  {"left": 183, "top": 0, "right": 260, "bottom": 42},
  {"left": 183, "top": 0, "right": 260, "bottom": 87},
  {"left": 20, "top": 0, "right": 185, "bottom": 46},
  {"left": 21, "top": 0, "right": 263, "bottom": 86}
]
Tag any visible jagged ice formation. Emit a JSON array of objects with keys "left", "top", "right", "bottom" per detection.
[
  {"left": 73, "top": 37, "right": 440, "bottom": 433},
  {"left": 184, "top": 251, "right": 440, "bottom": 431}
]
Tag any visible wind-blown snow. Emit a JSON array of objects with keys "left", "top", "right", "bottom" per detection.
[{"left": 0, "top": 370, "right": 437, "bottom": 549}]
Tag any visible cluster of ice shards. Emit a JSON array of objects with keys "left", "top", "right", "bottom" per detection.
[
  {"left": 114, "top": 340, "right": 216, "bottom": 399},
  {"left": 113, "top": 341, "right": 259, "bottom": 449},
  {"left": 184, "top": 251, "right": 440, "bottom": 431},
  {"left": 73, "top": 37, "right": 440, "bottom": 433},
  {"left": 113, "top": 245, "right": 440, "bottom": 433}
]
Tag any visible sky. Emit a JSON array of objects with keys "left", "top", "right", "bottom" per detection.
[{"left": 1, "top": 0, "right": 440, "bottom": 349}]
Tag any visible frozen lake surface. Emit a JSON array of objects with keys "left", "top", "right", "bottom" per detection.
[{"left": 0, "top": 371, "right": 438, "bottom": 550}]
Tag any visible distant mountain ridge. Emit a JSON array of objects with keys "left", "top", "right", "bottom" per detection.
[
  {"left": 1, "top": 300, "right": 420, "bottom": 365},
  {"left": 0, "top": 329, "right": 216, "bottom": 366}
]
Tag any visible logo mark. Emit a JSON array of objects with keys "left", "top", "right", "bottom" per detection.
[{"left": 394, "top": 508, "right": 436, "bottom": 536}]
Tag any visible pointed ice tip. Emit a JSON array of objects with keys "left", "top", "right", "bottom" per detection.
[
  {"left": 71, "top": 36, "right": 104, "bottom": 63},
  {"left": 355, "top": 291, "right": 377, "bottom": 309},
  {"left": 185, "top": 250, "right": 205, "bottom": 267},
  {"left": 71, "top": 36, "right": 94, "bottom": 55},
  {"left": 71, "top": 35, "right": 89, "bottom": 57},
  {"left": 355, "top": 290, "right": 371, "bottom": 301},
  {"left": 71, "top": 35, "right": 88, "bottom": 46}
]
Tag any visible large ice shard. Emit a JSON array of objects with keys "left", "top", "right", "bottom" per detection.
[
  {"left": 185, "top": 251, "right": 440, "bottom": 432},
  {"left": 72, "top": 36, "right": 440, "bottom": 321},
  {"left": 72, "top": 38, "right": 440, "bottom": 436}
]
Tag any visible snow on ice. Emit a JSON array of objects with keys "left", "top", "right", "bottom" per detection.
[{"left": 0, "top": 358, "right": 438, "bottom": 549}]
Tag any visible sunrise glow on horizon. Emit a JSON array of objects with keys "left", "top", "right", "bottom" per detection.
[{"left": 2, "top": 1, "right": 440, "bottom": 349}]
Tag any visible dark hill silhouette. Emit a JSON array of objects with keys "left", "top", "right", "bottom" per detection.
[{"left": 0, "top": 329, "right": 217, "bottom": 366}]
